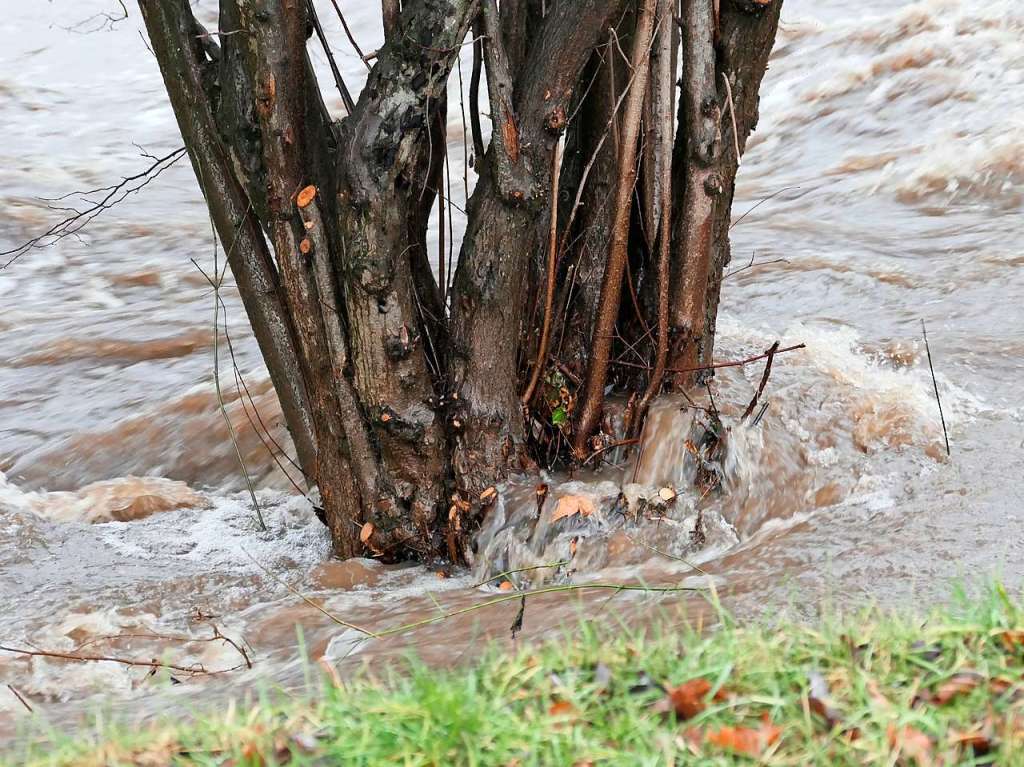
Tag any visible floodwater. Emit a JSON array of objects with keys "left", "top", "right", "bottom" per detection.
[{"left": 1, "top": 0, "right": 1022, "bottom": 742}]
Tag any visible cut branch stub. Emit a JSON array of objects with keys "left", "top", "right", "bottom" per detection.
[{"left": 296, "top": 184, "right": 317, "bottom": 208}]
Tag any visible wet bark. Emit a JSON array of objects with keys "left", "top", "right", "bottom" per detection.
[
  {"left": 573, "top": 0, "right": 658, "bottom": 455},
  {"left": 137, "top": 0, "right": 317, "bottom": 482},
  {"left": 670, "top": 0, "right": 783, "bottom": 378},
  {"left": 448, "top": 0, "right": 626, "bottom": 512},
  {"left": 557, "top": 17, "right": 633, "bottom": 374},
  {"left": 138, "top": 0, "right": 783, "bottom": 564}
]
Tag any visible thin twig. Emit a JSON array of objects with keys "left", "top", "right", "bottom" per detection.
[
  {"left": 70, "top": 627, "right": 251, "bottom": 670},
  {"left": 614, "top": 342, "right": 805, "bottom": 375},
  {"left": 242, "top": 548, "right": 379, "bottom": 638},
  {"left": 620, "top": 532, "right": 711, "bottom": 577},
  {"left": 583, "top": 438, "right": 641, "bottom": 466},
  {"left": 720, "top": 71, "right": 741, "bottom": 162},
  {"left": 0, "top": 645, "right": 244, "bottom": 676},
  {"left": 921, "top": 319, "right": 951, "bottom": 456},
  {"left": 741, "top": 341, "right": 779, "bottom": 420},
  {"left": 469, "top": 35, "right": 485, "bottom": 169},
  {"left": 2, "top": 147, "right": 186, "bottom": 269},
  {"left": 730, "top": 186, "right": 800, "bottom": 231},
  {"left": 472, "top": 561, "right": 571, "bottom": 588},
  {"left": 724, "top": 250, "right": 791, "bottom": 279},
  {"left": 192, "top": 200, "right": 266, "bottom": 531},
  {"left": 308, "top": 0, "right": 355, "bottom": 113},
  {"left": 326, "top": 0, "right": 370, "bottom": 68},
  {"left": 6, "top": 684, "right": 32, "bottom": 713},
  {"left": 374, "top": 581, "right": 703, "bottom": 639},
  {"left": 521, "top": 137, "right": 565, "bottom": 405}
]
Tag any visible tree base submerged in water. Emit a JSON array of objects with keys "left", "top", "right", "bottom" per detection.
[{"left": 137, "top": 0, "right": 783, "bottom": 562}]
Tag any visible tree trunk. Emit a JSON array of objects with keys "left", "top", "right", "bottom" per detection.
[{"left": 135, "top": 0, "right": 783, "bottom": 563}]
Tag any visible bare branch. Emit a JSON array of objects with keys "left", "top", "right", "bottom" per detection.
[
  {"left": 1, "top": 147, "right": 186, "bottom": 270},
  {"left": 308, "top": 0, "right": 356, "bottom": 112},
  {"left": 574, "top": 0, "right": 659, "bottom": 455},
  {"left": 326, "top": 0, "right": 371, "bottom": 66}
]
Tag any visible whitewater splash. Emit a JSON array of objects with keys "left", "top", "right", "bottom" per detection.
[{"left": 3, "top": 0, "right": 1023, "bottom": 741}]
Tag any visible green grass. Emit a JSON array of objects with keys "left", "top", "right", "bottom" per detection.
[{"left": 8, "top": 583, "right": 1024, "bottom": 766}]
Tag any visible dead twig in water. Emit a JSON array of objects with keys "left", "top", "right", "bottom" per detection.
[
  {"left": 741, "top": 341, "right": 779, "bottom": 420},
  {"left": 70, "top": 627, "right": 252, "bottom": 670},
  {"left": 614, "top": 342, "right": 805, "bottom": 375},
  {"left": 472, "top": 560, "right": 571, "bottom": 589},
  {"left": 583, "top": 437, "right": 641, "bottom": 466},
  {"left": 619, "top": 532, "right": 712, "bottom": 577},
  {"left": 921, "top": 319, "right": 951, "bottom": 456},
  {"left": 0, "top": 645, "right": 246, "bottom": 676},
  {"left": 6, "top": 684, "right": 32, "bottom": 712},
  {"left": 374, "top": 581, "right": 704, "bottom": 639},
  {"left": 242, "top": 547, "right": 379, "bottom": 638}
]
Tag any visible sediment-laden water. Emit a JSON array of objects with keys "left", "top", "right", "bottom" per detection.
[{"left": 1, "top": 0, "right": 1022, "bottom": 739}]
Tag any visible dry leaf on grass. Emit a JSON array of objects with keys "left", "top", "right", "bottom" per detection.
[
  {"left": 887, "top": 723, "right": 935, "bottom": 767},
  {"left": 998, "top": 629, "right": 1024, "bottom": 652},
  {"left": 551, "top": 495, "right": 596, "bottom": 523},
  {"left": 948, "top": 717, "right": 996, "bottom": 759},
  {"left": 547, "top": 699, "right": 580, "bottom": 729},
  {"left": 931, "top": 671, "right": 983, "bottom": 705},
  {"left": 702, "top": 717, "right": 782, "bottom": 757},
  {"left": 651, "top": 678, "right": 718, "bottom": 720},
  {"left": 548, "top": 700, "right": 577, "bottom": 717}
]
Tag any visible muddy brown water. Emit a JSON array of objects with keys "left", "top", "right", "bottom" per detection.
[{"left": 1, "top": 0, "right": 1023, "bottom": 743}]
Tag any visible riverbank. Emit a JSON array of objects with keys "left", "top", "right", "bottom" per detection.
[{"left": 8, "top": 583, "right": 1023, "bottom": 766}]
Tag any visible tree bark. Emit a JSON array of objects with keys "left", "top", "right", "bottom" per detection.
[
  {"left": 137, "top": 0, "right": 317, "bottom": 482},
  {"left": 573, "top": 0, "right": 658, "bottom": 455},
  {"left": 133, "top": 0, "right": 783, "bottom": 564},
  {"left": 448, "top": 0, "right": 626, "bottom": 517},
  {"left": 670, "top": 0, "right": 782, "bottom": 379}
]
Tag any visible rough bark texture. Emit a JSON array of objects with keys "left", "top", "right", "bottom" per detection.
[
  {"left": 448, "top": 0, "right": 626, "bottom": 512},
  {"left": 670, "top": 0, "right": 783, "bottom": 378},
  {"left": 573, "top": 0, "right": 657, "bottom": 455},
  {"left": 137, "top": 0, "right": 782, "bottom": 563}
]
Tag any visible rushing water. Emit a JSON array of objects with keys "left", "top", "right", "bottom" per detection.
[{"left": 1, "top": 0, "right": 1023, "bottom": 740}]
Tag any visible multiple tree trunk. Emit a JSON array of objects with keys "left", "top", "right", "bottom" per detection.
[{"left": 139, "top": 0, "right": 782, "bottom": 562}]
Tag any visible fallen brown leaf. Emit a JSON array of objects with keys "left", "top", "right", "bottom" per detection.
[
  {"left": 651, "top": 678, "right": 712, "bottom": 720},
  {"left": 359, "top": 522, "right": 374, "bottom": 544},
  {"left": 949, "top": 718, "right": 996, "bottom": 759},
  {"left": 548, "top": 700, "right": 576, "bottom": 716},
  {"left": 887, "top": 723, "right": 935, "bottom": 767},
  {"left": 547, "top": 699, "right": 579, "bottom": 729},
  {"left": 932, "top": 671, "right": 983, "bottom": 705},
  {"left": 704, "top": 718, "right": 782, "bottom": 757},
  {"left": 866, "top": 678, "right": 893, "bottom": 709},
  {"left": 551, "top": 494, "right": 596, "bottom": 523},
  {"left": 998, "top": 629, "right": 1024, "bottom": 653}
]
